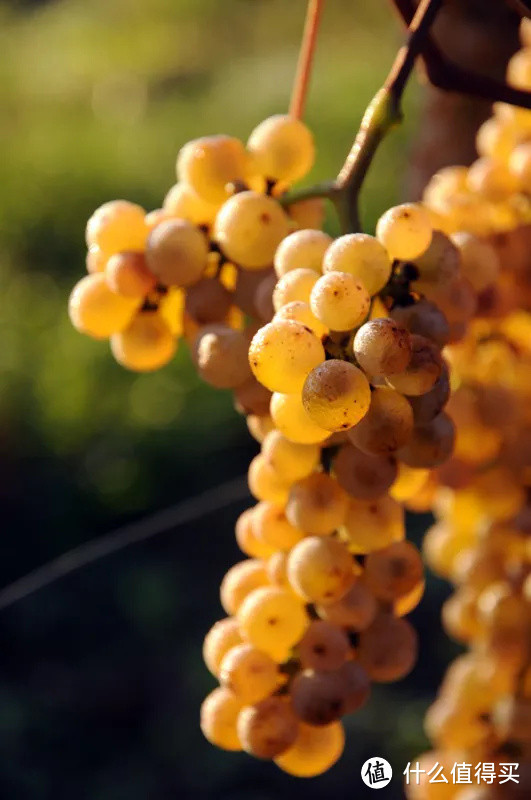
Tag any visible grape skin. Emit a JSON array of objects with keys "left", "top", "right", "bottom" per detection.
[
  {"left": 237, "top": 697, "right": 299, "bottom": 759},
  {"left": 248, "top": 319, "right": 325, "bottom": 394},
  {"left": 302, "top": 359, "right": 371, "bottom": 432}
]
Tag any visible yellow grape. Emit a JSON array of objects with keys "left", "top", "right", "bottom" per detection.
[
  {"left": 286, "top": 473, "right": 349, "bottom": 536},
  {"left": 364, "top": 541, "right": 424, "bottom": 602},
  {"left": 86, "top": 245, "right": 106, "bottom": 274},
  {"left": 176, "top": 135, "right": 252, "bottom": 204},
  {"left": 85, "top": 200, "right": 148, "bottom": 254},
  {"left": 274, "top": 721, "right": 345, "bottom": 777},
  {"left": 272, "top": 268, "right": 319, "bottom": 311},
  {"left": 385, "top": 334, "right": 442, "bottom": 396},
  {"left": 348, "top": 386, "right": 414, "bottom": 455},
  {"left": 219, "top": 643, "right": 281, "bottom": 704},
  {"left": 422, "top": 166, "right": 469, "bottom": 211},
  {"left": 475, "top": 116, "right": 521, "bottom": 163},
  {"left": 163, "top": 182, "right": 219, "bottom": 226},
  {"left": 274, "top": 300, "right": 328, "bottom": 338},
  {"left": 310, "top": 272, "right": 370, "bottom": 331},
  {"left": 297, "top": 620, "right": 350, "bottom": 672},
  {"left": 287, "top": 536, "right": 358, "bottom": 604},
  {"left": 247, "top": 114, "right": 315, "bottom": 184},
  {"left": 390, "top": 463, "right": 430, "bottom": 502},
  {"left": 302, "top": 360, "right": 371, "bottom": 432},
  {"left": 146, "top": 219, "right": 208, "bottom": 287},
  {"left": 395, "top": 580, "right": 425, "bottom": 617},
  {"left": 235, "top": 507, "right": 276, "bottom": 560},
  {"left": 466, "top": 156, "right": 519, "bottom": 200},
  {"left": 246, "top": 414, "right": 275, "bottom": 444},
  {"left": 323, "top": 233, "right": 392, "bottom": 296},
  {"left": 214, "top": 191, "right": 290, "bottom": 270},
  {"left": 509, "top": 141, "right": 531, "bottom": 192},
  {"left": 270, "top": 392, "right": 329, "bottom": 445},
  {"left": 248, "top": 454, "right": 291, "bottom": 506},
  {"left": 375, "top": 203, "right": 432, "bottom": 260},
  {"left": 105, "top": 251, "right": 157, "bottom": 298},
  {"left": 507, "top": 47, "right": 531, "bottom": 90},
  {"left": 261, "top": 430, "right": 320, "bottom": 483},
  {"left": 253, "top": 502, "right": 305, "bottom": 551},
  {"left": 220, "top": 559, "right": 269, "bottom": 616},
  {"left": 353, "top": 318, "right": 412, "bottom": 377},
  {"left": 274, "top": 229, "right": 331, "bottom": 277},
  {"left": 451, "top": 231, "right": 500, "bottom": 291},
  {"left": 358, "top": 614, "right": 418, "bottom": 682},
  {"left": 203, "top": 618, "right": 243, "bottom": 677},
  {"left": 200, "top": 687, "right": 243, "bottom": 751},
  {"left": 342, "top": 494, "right": 405, "bottom": 553},
  {"left": 412, "top": 230, "right": 460, "bottom": 288},
  {"left": 317, "top": 580, "right": 377, "bottom": 632},
  {"left": 248, "top": 319, "right": 325, "bottom": 394},
  {"left": 110, "top": 311, "right": 176, "bottom": 372},
  {"left": 158, "top": 286, "right": 185, "bottom": 336},
  {"left": 237, "top": 586, "right": 309, "bottom": 662},
  {"left": 68, "top": 273, "right": 139, "bottom": 339},
  {"left": 237, "top": 697, "right": 298, "bottom": 759}
]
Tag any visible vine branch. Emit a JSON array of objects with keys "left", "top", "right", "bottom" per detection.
[{"left": 289, "top": 0, "right": 325, "bottom": 120}]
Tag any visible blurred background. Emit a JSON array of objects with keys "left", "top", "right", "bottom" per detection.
[{"left": 0, "top": 0, "right": 503, "bottom": 797}]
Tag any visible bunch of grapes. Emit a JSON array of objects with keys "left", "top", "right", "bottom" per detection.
[{"left": 405, "top": 23, "right": 531, "bottom": 800}]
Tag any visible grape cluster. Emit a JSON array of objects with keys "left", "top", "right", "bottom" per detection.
[{"left": 406, "top": 22, "right": 531, "bottom": 800}]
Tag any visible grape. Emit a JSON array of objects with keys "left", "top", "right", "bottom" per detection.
[
  {"left": 507, "top": 47, "right": 531, "bottom": 90},
  {"left": 451, "top": 232, "right": 500, "bottom": 292},
  {"left": 441, "top": 589, "right": 481, "bottom": 643},
  {"left": 422, "top": 166, "right": 469, "bottom": 211},
  {"left": 353, "top": 319, "right": 412, "bottom": 377},
  {"left": 85, "top": 200, "right": 148, "bottom": 255},
  {"left": 261, "top": 430, "right": 320, "bottom": 483},
  {"left": 422, "top": 276, "right": 477, "bottom": 337},
  {"left": 176, "top": 135, "right": 252, "bottom": 204},
  {"left": 195, "top": 325, "right": 251, "bottom": 388},
  {"left": 247, "top": 114, "right": 315, "bottom": 184},
  {"left": 270, "top": 392, "right": 330, "bottom": 445},
  {"left": 291, "top": 669, "right": 347, "bottom": 726},
  {"left": 163, "top": 182, "right": 219, "bottom": 226},
  {"left": 272, "top": 268, "right": 319, "bottom": 311},
  {"left": 348, "top": 386, "right": 414, "bottom": 454},
  {"left": 274, "top": 720, "right": 345, "bottom": 777},
  {"left": 302, "top": 360, "right": 371, "bottom": 432},
  {"left": 322, "top": 233, "right": 392, "bottom": 296},
  {"left": 274, "top": 229, "right": 332, "bottom": 277},
  {"left": 375, "top": 203, "right": 432, "bottom": 260},
  {"left": 86, "top": 245, "right": 106, "bottom": 274},
  {"left": 233, "top": 266, "right": 273, "bottom": 317},
  {"left": 317, "top": 580, "right": 377, "bottom": 631},
  {"left": 68, "top": 273, "right": 139, "bottom": 339},
  {"left": 274, "top": 300, "right": 328, "bottom": 338},
  {"left": 412, "top": 230, "right": 461, "bottom": 287},
  {"left": 310, "top": 272, "right": 370, "bottom": 331},
  {"left": 111, "top": 311, "right": 177, "bottom": 372},
  {"left": 266, "top": 551, "right": 291, "bottom": 589},
  {"left": 203, "top": 618, "right": 243, "bottom": 677},
  {"left": 158, "top": 286, "right": 185, "bottom": 336},
  {"left": 287, "top": 536, "right": 357, "bottom": 604},
  {"left": 146, "top": 219, "right": 208, "bottom": 287},
  {"left": 105, "top": 251, "right": 156, "bottom": 298},
  {"left": 219, "top": 643, "right": 281, "bottom": 704},
  {"left": 397, "top": 411, "right": 455, "bottom": 468},
  {"left": 385, "top": 334, "right": 442, "bottom": 396},
  {"left": 338, "top": 661, "right": 371, "bottom": 714},
  {"left": 492, "top": 695, "right": 531, "bottom": 742},
  {"left": 297, "top": 620, "right": 350, "bottom": 672},
  {"left": 254, "top": 272, "right": 276, "bottom": 322},
  {"left": 358, "top": 614, "right": 418, "bottom": 682},
  {"left": 234, "top": 376, "right": 272, "bottom": 417},
  {"left": 343, "top": 494, "right": 405, "bottom": 553},
  {"left": 253, "top": 502, "right": 304, "bottom": 551},
  {"left": 235, "top": 507, "right": 276, "bottom": 560},
  {"left": 246, "top": 414, "right": 275, "bottom": 445},
  {"left": 185, "top": 278, "right": 232, "bottom": 324},
  {"left": 220, "top": 559, "right": 269, "bottom": 616},
  {"left": 334, "top": 444, "right": 397, "bottom": 500},
  {"left": 467, "top": 156, "right": 519, "bottom": 200},
  {"left": 248, "top": 454, "right": 290, "bottom": 505},
  {"left": 237, "top": 586, "right": 309, "bottom": 662},
  {"left": 248, "top": 319, "right": 325, "bottom": 393},
  {"left": 390, "top": 463, "right": 430, "bottom": 502},
  {"left": 509, "top": 141, "right": 531, "bottom": 192},
  {"left": 390, "top": 299, "right": 450, "bottom": 349},
  {"left": 286, "top": 473, "right": 349, "bottom": 536},
  {"left": 237, "top": 697, "right": 298, "bottom": 759},
  {"left": 200, "top": 687, "right": 243, "bottom": 751},
  {"left": 287, "top": 197, "right": 325, "bottom": 230},
  {"left": 214, "top": 191, "right": 290, "bottom": 270},
  {"left": 407, "top": 366, "right": 450, "bottom": 424},
  {"left": 364, "top": 541, "right": 424, "bottom": 602}
]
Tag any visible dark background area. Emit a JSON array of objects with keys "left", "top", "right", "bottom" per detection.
[{"left": 0, "top": 1, "right": 466, "bottom": 797}]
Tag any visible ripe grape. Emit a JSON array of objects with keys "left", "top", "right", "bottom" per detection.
[
  {"left": 86, "top": 245, "right": 106, "bottom": 274},
  {"left": 246, "top": 414, "right": 275, "bottom": 445},
  {"left": 200, "top": 687, "right": 243, "bottom": 751},
  {"left": 234, "top": 375, "right": 272, "bottom": 417},
  {"left": 317, "top": 580, "right": 377, "bottom": 631},
  {"left": 358, "top": 614, "right": 418, "bottom": 682},
  {"left": 274, "top": 229, "right": 332, "bottom": 277},
  {"left": 270, "top": 392, "right": 330, "bottom": 444},
  {"left": 323, "top": 233, "right": 392, "bottom": 296},
  {"left": 252, "top": 502, "right": 304, "bottom": 551},
  {"left": 310, "top": 272, "right": 370, "bottom": 331},
  {"left": 248, "top": 454, "right": 291, "bottom": 505},
  {"left": 274, "top": 720, "right": 345, "bottom": 777},
  {"left": 219, "top": 643, "right": 281, "bottom": 704},
  {"left": 261, "top": 430, "right": 320, "bottom": 483},
  {"left": 237, "top": 696, "right": 299, "bottom": 759},
  {"left": 248, "top": 319, "right": 325, "bottom": 393},
  {"left": 397, "top": 411, "right": 455, "bottom": 468},
  {"left": 376, "top": 203, "right": 432, "bottom": 260},
  {"left": 291, "top": 669, "right": 347, "bottom": 726},
  {"left": 214, "top": 191, "right": 290, "bottom": 270},
  {"left": 237, "top": 586, "right": 309, "bottom": 662},
  {"left": 177, "top": 135, "right": 252, "bottom": 204},
  {"left": 220, "top": 559, "right": 269, "bottom": 616},
  {"left": 353, "top": 318, "right": 412, "bottom": 376},
  {"left": 272, "top": 268, "right": 319, "bottom": 311},
  {"left": 195, "top": 325, "right": 251, "bottom": 388},
  {"left": 111, "top": 311, "right": 176, "bottom": 371},
  {"left": 185, "top": 278, "right": 232, "bottom": 324},
  {"left": 287, "top": 536, "right": 357, "bottom": 604},
  {"left": 302, "top": 360, "right": 371, "bottom": 432},
  {"left": 364, "top": 541, "right": 424, "bottom": 602},
  {"left": 407, "top": 366, "right": 450, "bottom": 424},
  {"left": 412, "top": 230, "right": 461, "bottom": 287},
  {"left": 390, "top": 299, "right": 450, "bottom": 349},
  {"left": 273, "top": 300, "right": 328, "bottom": 338},
  {"left": 85, "top": 200, "right": 148, "bottom": 255},
  {"left": 348, "top": 386, "right": 414, "bottom": 455},
  {"left": 203, "top": 618, "right": 243, "bottom": 677},
  {"left": 286, "top": 473, "right": 349, "bottom": 536},
  {"left": 163, "top": 182, "right": 219, "bottom": 226},
  {"left": 297, "top": 620, "right": 350, "bottom": 672},
  {"left": 343, "top": 494, "right": 405, "bottom": 553},
  {"left": 385, "top": 334, "right": 442, "bottom": 396},
  {"left": 68, "top": 273, "right": 139, "bottom": 339},
  {"left": 105, "top": 251, "right": 157, "bottom": 298},
  {"left": 247, "top": 114, "right": 315, "bottom": 184},
  {"left": 235, "top": 507, "right": 276, "bottom": 560},
  {"left": 451, "top": 232, "right": 500, "bottom": 292},
  {"left": 146, "top": 219, "right": 208, "bottom": 287},
  {"left": 338, "top": 661, "right": 371, "bottom": 714},
  {"left": 334, "top": 444, "right": 398, "bottom": 500}
]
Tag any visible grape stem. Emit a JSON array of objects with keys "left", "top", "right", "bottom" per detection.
[{"left": 290, "top": 0, "right": 326, "bottom": 121}]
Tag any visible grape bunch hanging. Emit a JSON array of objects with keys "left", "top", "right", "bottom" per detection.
[{"left": 67, "top": 8, "right": 531, "bottom": 788}]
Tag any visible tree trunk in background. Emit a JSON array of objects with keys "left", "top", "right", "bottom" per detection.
[{"left": 407, "top": 0, "right": 522, "bottom": 198}]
